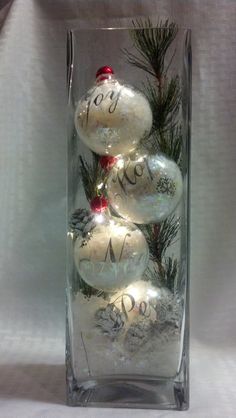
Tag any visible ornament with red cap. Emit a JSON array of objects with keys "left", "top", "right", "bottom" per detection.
[{"left": 74, "top": 65, "right": 153, "bottom": 156}]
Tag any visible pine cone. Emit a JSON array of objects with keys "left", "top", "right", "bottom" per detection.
[
  {"left": 69, "top": 208, "right": 96, "bottom": 239},
  {"left": 155, "top": 288, "right": 182, "bottom": 327},
  {"left": 124, "top": 318, "right": 153, "bottom": 353},
  {"left": 95, "top": 304, "right": 126, "bottom": 338}
]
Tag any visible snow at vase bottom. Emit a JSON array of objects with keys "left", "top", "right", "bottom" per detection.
[{"left": 70, "top": 279, "right": 184, "bottom": 379}]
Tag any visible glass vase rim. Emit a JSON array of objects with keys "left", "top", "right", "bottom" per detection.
[{"left": 68, "top": 26, "right": 191, "bottom": 34}]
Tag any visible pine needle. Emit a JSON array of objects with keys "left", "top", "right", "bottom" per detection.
[
  {"left": 79, "top": 152, "right": 103, "bottom": 201},
  {"left": 124, "top": 18, "right": 183, "bottom": 167},
  {"left": 144, "top": 257, "right": 178, "bottom": 292},
  {"left": 124, "top": 19, "right": 178, "bottom": 79},
  {"left": 142, "top": 125, "right": 183, "bottom": 167},
  {"left": 139, "top": 215, "right": 180, "bottom": 263},
  {"left": 145, "top": 76, "right": 181, "bottom": 133}
]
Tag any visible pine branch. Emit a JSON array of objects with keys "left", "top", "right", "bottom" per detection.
[
  {"left": 79, "top": 152, "right": 104, "bottom": 201},
  {"left": 139, "top": 215, "right": 180, "bottom": 264},
  {"left": 144, "top": 257, "right": 178, "bottom": 292},
  {"left": 124, "top": 18, "right": 182, "bottom": 165},
  {"left": 125, "top": 19, "right": 182, "bottom": 295},
  {"left": 161, "top": 257, "right": 178, "bottom": 291},
  {"left": 145, "top": 76, "right": 181, "bottom": 133},
  {"left": 124, "top": 19, "right": 178, "bottom": 80},
  {"left": 142, "top": 125, "right": 182, "bottom": 166},
  {"left": 155, "top": 216, "right": 180, "bottom": 262}
]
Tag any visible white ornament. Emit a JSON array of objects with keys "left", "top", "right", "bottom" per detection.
[
  {"left": 106, "top": 152, "right": 183, "bottom": 224},
  {"left": 111, "top": 280, "right": 160, "bottom": 323},
  {"left": 74, "top": 215, "right": 149, "bottom": 292},
  {"left": 74, "top": 71, "right": 152, "bottom": 156}
]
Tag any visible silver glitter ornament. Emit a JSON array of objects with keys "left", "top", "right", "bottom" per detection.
[
  {"left": 74, "top": 214, "right": 149, "bottom": 292},
  {"left": 106, "top": 152, "right": 183, "bottom": 224},
  {"left": 74, "top": 69, "right": 152, "bottom": 156}
]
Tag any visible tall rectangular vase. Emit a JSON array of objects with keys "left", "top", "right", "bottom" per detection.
[{"left": 66, "top": 23, "right": 191, "bottom": 410}]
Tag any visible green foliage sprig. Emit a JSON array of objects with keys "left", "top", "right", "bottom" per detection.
[
  {"left": 79, "top": 153, "right": 103, "bottom": 201},
  {"left": 124, "top": 19, "right": 178, "bottom": 79},
  {"left": 140, "top": 215, "right": 180, "bottom": 264},
  {"left": 124, "top": 18, "right": 182, "bottom": 167},
  {"left": 125, "top": 19, "right": 182, "bottom": 292},
  {"left": 146, "top": 77, "right": 181, "bottom": 133},
  {"left": 145, "top": 257, "right": 178, "bottom": 292}
]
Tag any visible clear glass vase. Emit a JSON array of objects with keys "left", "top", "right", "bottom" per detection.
[{"left": 66, "top": 23, "right": 191, "bottom": 410}]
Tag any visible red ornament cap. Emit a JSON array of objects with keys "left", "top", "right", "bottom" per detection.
[
  {"left": 100, "top": 155, "right": 118, "bottom": 171},
  {"left": 90, "top": 196, "right": 108, "bottom": 213},
  {"left": 96, "top": 66, "right": 114, "bottom": 79}
]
